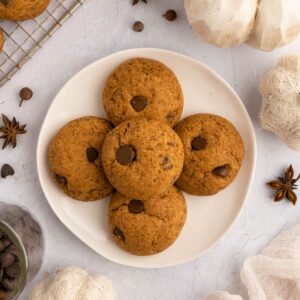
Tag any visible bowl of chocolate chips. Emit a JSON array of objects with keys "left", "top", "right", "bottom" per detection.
[
  {"left": 0, "top": 223, "right": 27, "bottom": 300},
  {"left": 0, "top": 202, "right": 44, "bottom": 299}
]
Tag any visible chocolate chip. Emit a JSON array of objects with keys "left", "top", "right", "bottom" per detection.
[
  {"left": 86, "top": 147, "right": 99, "bottom": 163},
  {"left": 192, "top": 136, "right": 207, "bottom": 151},
  {"left": 162, "top": 156, "right": 173, "bottom": 170},
  {"left": 0, "top": 290, "right": 6, "bottom": 300},
  {"left": 133, "top": 21, "right": 144, "bottom": 32},
  {"left": 131, "top": 96, "right": 147, "bottom": 112},
  {"left": 163, "top": 9, "right": 177, "bottom": 21},
  {"left": 128, "top": 200, "right": 144, "bottom": 214},
  {"left": 1, "top": 239, "right": 11, "bottom": 249},
  {"left": 5, "top": 245, "right": 19, "bottom": 258},
  {"left": 0, "top": 267, "right": 3, "bottom": 282},
  {"left": 2, "top": 278, "right": 17, "bottom": 291},
  {"left": 55, "top": 174, "right": 67, "bottom": 186},
  {"left": 113, "top": 227, "right": 125, "bottom": 241},
  {"left": 213, "top": 165, "right": 230, "bottom": 177},
  {"left": 166, "top": 112, "right": 176, "bottom": 122},
  {"left": 1, "top": 164, "right": 14, "bottom": 179},
  {"left": 116, "top": 146, "right": 136, "bottom": 165},
  {"left": 0, "top": 0, "right": 9, "bottom": 6},
  {"left": 0, "top": 253, "right": 14, "bottom": 268},
  {"left": 5, "top": 262, "right": 20, "bottom": 278},
  {"left": 0, "top": 242, "right": 5, "bottom": 253}
]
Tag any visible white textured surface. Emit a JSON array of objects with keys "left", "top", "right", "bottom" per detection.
[{"left": 0, "top": 0, "right": 299, "bottom": 299}]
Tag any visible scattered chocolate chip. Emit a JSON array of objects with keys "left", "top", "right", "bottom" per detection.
[
  {"left": 131, "top": 96, "right": 147, "bottom": 112},
  {"left": 163, "top": 9, "right": 177, "bottom": 21},
  {"left": 5, "top": 262, "right": 20, "bottom": 278},
  {"left": 213, "top": 165, "right": 229, "bottom": 177},
  {"left": 55, "top": 174, "right": 67, "bottom": 186},
  {"left": 1, "top": 164, "right": 14, "bottom": 179},
  {"left": 86, "top": 147, "right": 99, "bottom": 163},
  {"left": 133, "top": 21, "right": 144, "bottom": 32},
  {"left": 0, "top": 253, "right": 14, "bottom": 268},
  {"left": 132, "top": 0, "right": 147, "bottom": 5},
  {"left": 19, "top": 87, "right": 33, "bottom": 107},
  {"left": 116, "top": 145, "right": 136, "bottom": 165},
  {"left": 192, "top": 136, "right": 207, "bottom": 151},
  {"left": 0, "top": 267, "right": 3, "bottom": 282},
  {"left": 113, "top": 227, "right": 125, "bottom": 241},
  {"left": 128, "top": 200, "right": 144, "bottom": 214},
  {"left": 2, "top": 278, "right": 17, "bottom": 291}
]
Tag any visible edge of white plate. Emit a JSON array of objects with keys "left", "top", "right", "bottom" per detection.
[{"left": 36, "top": 48, "right": 257, "bottom": 268}]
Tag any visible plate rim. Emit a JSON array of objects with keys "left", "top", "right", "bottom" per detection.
[{"left": 36, "top": 47, "right": 257, "bottom": 268}]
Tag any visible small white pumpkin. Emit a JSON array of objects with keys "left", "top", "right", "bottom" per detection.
[
  {"left": 185, "top": 0, "right": 300, "bottom": 51},
  {"left": 29, "top": 267, "right": 115, "bottom": 300},
  {"left": 185, "top": 0, "right": 258, "bottom": 48},
  {"left": 260, "top": 54, "right": 300, "bottom": 151},
  {"left": 248, "top": 0, "right": 300, "bottom": 51}
]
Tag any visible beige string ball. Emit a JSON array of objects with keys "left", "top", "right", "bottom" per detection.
[
  {"left": 29, "top": 267, "right": 115, "bottom": 300},
  {"left": 260, "top": 54, "right": 300, "bottom": 151}
]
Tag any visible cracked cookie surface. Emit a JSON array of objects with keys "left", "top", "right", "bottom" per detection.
[
  {"left": 102, "top": 58, "right": 184, "bottom": 127},
  {"left": 101, "top": 118, "right": 184, "bottom": 200},
  {"left": 175, "top": 114, "right": 245, "bottom": 195},
  {"left": 48, "top": 116, "right": 114, "bottom": 201},
  {"left": 0, "top": 0, "right": 50, "bottom": 21},
  {"left": 109, "top": 186, "right": 187, "bottom": 255}
]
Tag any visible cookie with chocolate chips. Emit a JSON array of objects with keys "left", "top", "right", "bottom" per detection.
[
  {"left": 175, "top": 114, "right": 245, "bottom": 195},
  {"left": 48, "top": 116, "right": 114, "bottom": 201},
  {"left": 102, "top": 118, "right": 184, "bottom": 200},
  {"left": 102, "top": 58, "right": 184, "bottom": 127},
  {"left": 109, "top": 186, "right": 187, "bottom": 255},
  {"left": 0, "top": 0, "right": 50, "bottom": 21}
]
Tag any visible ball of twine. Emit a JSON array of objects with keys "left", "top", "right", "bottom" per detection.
[
  {"left": 29, "top": 266, "right": 114, "bottom": 300},
  {"left": 260, "top": 54, "right": 300, "bottom": 152}
]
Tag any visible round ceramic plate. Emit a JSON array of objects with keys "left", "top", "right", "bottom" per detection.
[{"left": 37, "top": 48, "right": 256, "bottom": 268}]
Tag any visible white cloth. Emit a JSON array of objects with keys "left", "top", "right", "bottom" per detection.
[{"left": 206, "top": 224, "right": 300, "bottom": 300}]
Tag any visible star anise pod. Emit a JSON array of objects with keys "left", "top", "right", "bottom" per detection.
[
  {"left": 267, "top": 165, "right": 300, "bottom": 205},
  {"left": 132, "top": 0, "right": 147, "bottom": 6},
  {"left": 0, "top": 114, "right": 27, "bottom": 149}
]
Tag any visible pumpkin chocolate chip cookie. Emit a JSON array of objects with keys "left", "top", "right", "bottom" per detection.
[
  {"left": 102, "top": 58, "right": 184, "bottom": 127},
  {"left": 0, "top": 0, "right": 50, "bottom": 21},
  {"left": 101, "top": 118, "right": 184, "bottom": 200},
  {"left": 48, "top": 116, "right": 114, "bottom": 201},
  {"left": 0, "top": 29, "right": 4, "bottom": 52},
  {"left": 175, "top": 114, "right": 245, "bottom": 195},
  {"left": 108, "top": 186, "right": 187, "bottom": 255}
]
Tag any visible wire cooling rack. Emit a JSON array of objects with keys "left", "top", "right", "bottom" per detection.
[{"left": 0, "top": 0, "right": 85, "bottom": 88}]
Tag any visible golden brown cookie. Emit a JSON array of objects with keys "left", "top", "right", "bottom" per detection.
[
  {"left": 0, "top": 0, "right": 50, "bottom": 21},
  {"left": 175, "top": 114, "right": 245, "bottom": 195},
  {"left": 48, "top": 116, "right": 114, "bottom": 201},
  {"left": 109, "top": 186, "right": 187, "bottom": 256},
  {"left": 102, "top": 118, "right": 184, "bottom": 200},
  {"left": 0, "top": 29, "right": 4, "bottom": 52},
  {"left": 102, "top": 58, "right": 184, "bottom": 127}
]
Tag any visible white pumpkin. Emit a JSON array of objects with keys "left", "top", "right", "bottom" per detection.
[
  {"left": 29, "top": 267, "right": 115, "bottom": 300},
  {"left": 260, "top": 54, "right": 300, "bottom": 151},
  {"left": 185, "top": 0, "right": 258, "bottom": 48},
  {"left": 185, "top": 0, "right": 300, "bottom": 51},
  {"left": 248, "top": 0, "right": 300, "bottom": 51}
]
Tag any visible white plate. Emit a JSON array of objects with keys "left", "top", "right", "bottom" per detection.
[{"left": 37, "top": 48, "right": 256, "bottom": 268}]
